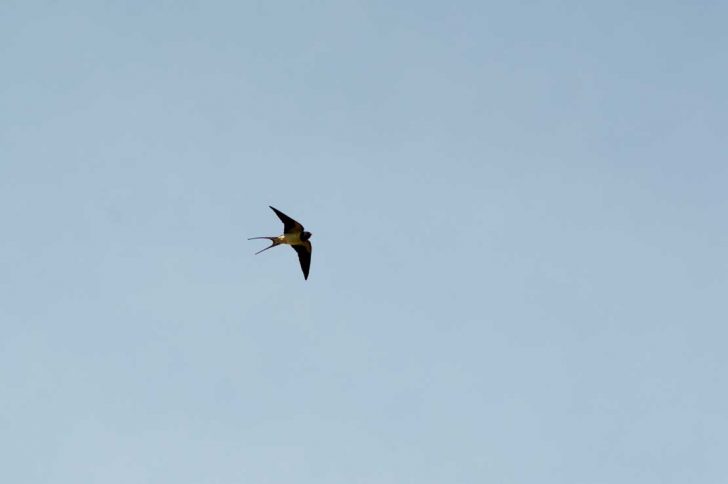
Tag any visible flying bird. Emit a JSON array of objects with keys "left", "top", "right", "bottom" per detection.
[{"left": 249, "top": 206, "right": 312, "bottom": 280}]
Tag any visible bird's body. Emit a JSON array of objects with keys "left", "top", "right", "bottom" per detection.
[
  {"left": 277, "top": 232, "right": 305, "bottom": 245},
  {"left": 249, "top": 206, "right": 312, "bottom": 279}
]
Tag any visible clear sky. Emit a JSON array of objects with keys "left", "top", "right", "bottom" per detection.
[{"left": 2, "top": 1, "right": 727, "bottom": 482}]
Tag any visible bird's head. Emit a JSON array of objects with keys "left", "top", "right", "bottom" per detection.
[{"left": 302, "top": 231, "right": 312, "bottom": 241}]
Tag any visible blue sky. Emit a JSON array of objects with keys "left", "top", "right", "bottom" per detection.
[{"left": 2, "top": 1, "right": 727, "bottom": 482}]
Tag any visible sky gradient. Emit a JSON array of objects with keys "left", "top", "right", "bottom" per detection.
[{"left": 2, "top": 1, "right": 727, "bottom": 482}]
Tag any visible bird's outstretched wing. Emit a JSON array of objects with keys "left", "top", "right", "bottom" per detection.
[
  {"left": 270, "top": 206, "right": 304, "bottom": 234},
  {"left": 292, "top": 241, "right": 311, "bottom": 280}
]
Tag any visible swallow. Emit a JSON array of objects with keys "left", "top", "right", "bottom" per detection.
[{"left": 249, "top": 206, "right": 312, "bottom": 280}]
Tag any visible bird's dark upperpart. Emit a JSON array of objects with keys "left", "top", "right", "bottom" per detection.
[{"left": 302, "top": 231, "right": 312, "bottom": 241}]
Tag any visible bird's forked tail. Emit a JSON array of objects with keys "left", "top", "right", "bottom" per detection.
[{"left": 248, "top": 236, "right": 280, "bottom": 254}]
